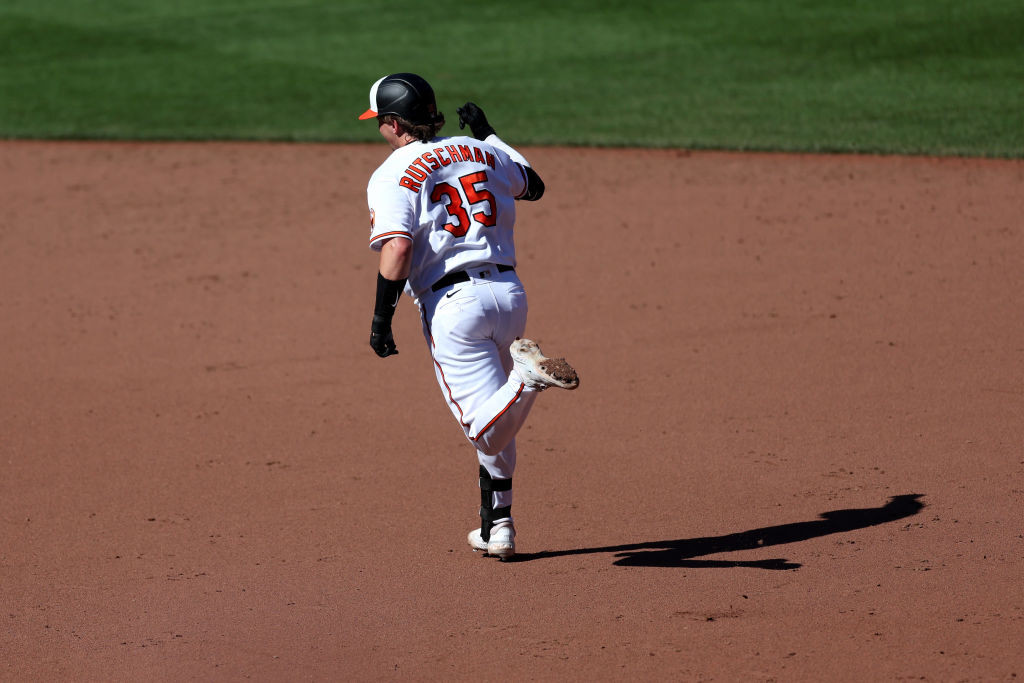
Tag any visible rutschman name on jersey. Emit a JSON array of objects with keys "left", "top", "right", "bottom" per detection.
[{"left": 398, "top": 143, "right": 499, "bottom": 193}]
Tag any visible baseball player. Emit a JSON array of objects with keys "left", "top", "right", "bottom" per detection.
[{"left": 360, "top": 73, "right": 578, "bottom": 560}]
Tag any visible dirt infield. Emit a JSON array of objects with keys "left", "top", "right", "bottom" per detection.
[{"left": 2, "top": 140, "right": 1022, "bottom": 681}]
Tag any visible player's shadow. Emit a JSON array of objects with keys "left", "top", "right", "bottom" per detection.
[{"left": 515, "top": 493, "right": 924, "bottom": 569}]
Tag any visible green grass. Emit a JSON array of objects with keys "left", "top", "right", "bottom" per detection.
[{"left": 1, "top": 0, "right": 1022, "bottom": 156}]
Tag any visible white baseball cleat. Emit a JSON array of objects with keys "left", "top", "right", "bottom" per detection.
[
  {"left": 467, "top": 521, "right": 516, "bottom": 559},
  {"left": 510, "top": 338, "right": 579, "bottom": 391}
]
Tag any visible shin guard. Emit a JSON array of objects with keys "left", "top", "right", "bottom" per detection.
[{"left": 478, "top": 466, "right": 512, "bottom": 542}]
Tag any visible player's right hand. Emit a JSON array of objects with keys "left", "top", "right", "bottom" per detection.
[
  {"left": 370, "top": 315, "right": 398, "bottom": 358},
  {"left": 456, "top": 102, "right": 496, "bottom": 140}
]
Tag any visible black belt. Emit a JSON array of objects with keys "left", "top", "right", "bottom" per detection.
[{"left": 431, "top": 264, "right": 514, "bottom": 292}]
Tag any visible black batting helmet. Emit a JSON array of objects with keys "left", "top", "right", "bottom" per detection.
[{"left": 358, "top": 73, "right": 442, "bottom": 126}]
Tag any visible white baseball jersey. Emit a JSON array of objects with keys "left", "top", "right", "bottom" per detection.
[{"left": 367, "top": 134, "right": 529, "bottom": 298}]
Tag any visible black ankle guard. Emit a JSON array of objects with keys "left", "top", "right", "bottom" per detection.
[{"left": 478, "top": 466, "right": 512, "bottom": 542}]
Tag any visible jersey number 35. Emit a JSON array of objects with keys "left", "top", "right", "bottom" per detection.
[{"left": 430, "top": 171, "right": 497, "bottom": 238}]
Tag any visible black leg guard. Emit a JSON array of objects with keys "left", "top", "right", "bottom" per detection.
[{"left": 479, "top": 466, "right": 512, "bottom": 543}]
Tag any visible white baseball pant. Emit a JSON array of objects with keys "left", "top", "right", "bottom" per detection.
[{"left": 418, "top": 267, "right": 538, "bottom": 512}]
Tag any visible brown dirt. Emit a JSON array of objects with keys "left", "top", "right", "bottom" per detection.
[{"left": 2, "top": 140, "right": 1023, "bottom": 681}]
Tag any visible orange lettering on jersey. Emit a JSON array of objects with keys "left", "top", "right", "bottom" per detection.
[
  {"left": 433, "top": 147, "right": 451, "bottom": 166},
  {"left": 400, "top": 176, "right": 422, "bottom": 192},
  {"left": 412, "top": 157, "right": 432, "bottom": 175},
  {"left": 398, "top": 144, "right": 497, "bottom": 193}
]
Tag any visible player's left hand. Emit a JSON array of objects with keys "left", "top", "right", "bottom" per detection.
[
  {"left": 457, "top": 102, "right": 496, "bottom": 140},
  {"left": 370, "top": 315, "right": 398, "bottom": 357}
]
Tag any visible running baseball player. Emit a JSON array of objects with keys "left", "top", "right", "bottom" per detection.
[{"left": 360, "top": 73, "right": 579, "bottom": 560}]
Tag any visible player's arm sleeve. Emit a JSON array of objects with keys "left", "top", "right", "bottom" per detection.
[
  {"left": 370, "top": 228, "right": 413, "bottom": 251},
  {"left": 505, "top": 159, "right": 544, "bottom": 202},
  {"left": 486, "top": 135, "right": 545, "bottom": 202},
  {"left": 367, "top": 176, "right": 415, "bottom": 251},
  {"left": 517, "top": 165, "right": 544, "bottom": 201},
  {"left": 484, "top": 133, "right": 531, "bottom": 167}
]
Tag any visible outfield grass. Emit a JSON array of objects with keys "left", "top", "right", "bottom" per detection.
[{"left": 1, "top": 0, "right": 1021, "bottom": 156}]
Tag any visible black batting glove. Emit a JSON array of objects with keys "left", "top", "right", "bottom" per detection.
[
  {"left": 456, "top": 102, "right": 496, "bottom": 140},
  {"left": 370, "top": 314, "right": 398, "bottom": 358}
]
